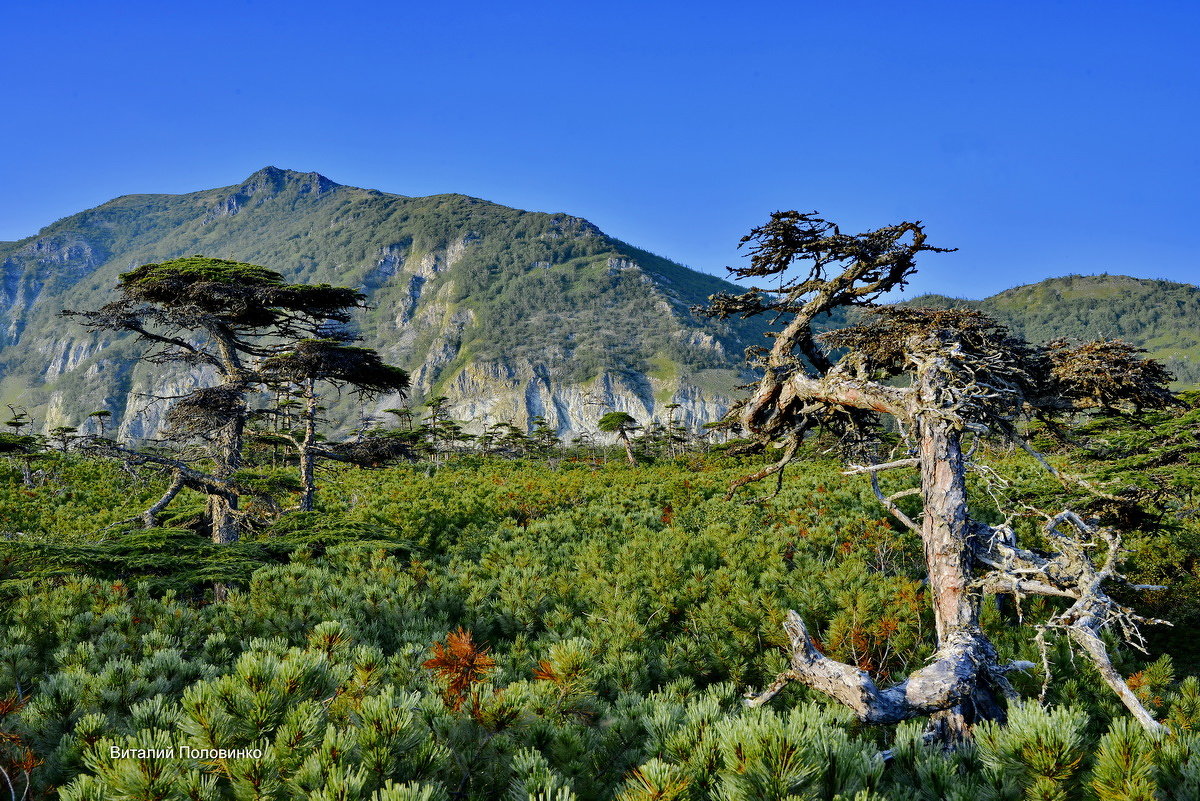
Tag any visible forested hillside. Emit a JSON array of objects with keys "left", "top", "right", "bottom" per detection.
[
  {"left": 0, "top": 167, "right": 766, "bottom": 440},
  {"left": 908, "top": 274, "right": 1200, "bottom": 384},
  {"left": 3, "top": 170, "right": 1197, "bottom": 450}
]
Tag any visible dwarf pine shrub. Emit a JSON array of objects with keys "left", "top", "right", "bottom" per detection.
[{"left": 1, "top": 454, "right": 1199, "bottom": 798}]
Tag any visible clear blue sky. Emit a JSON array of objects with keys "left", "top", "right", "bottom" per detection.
[{"left": 3, "top": 1, "right": 1197, "bottom": 297}]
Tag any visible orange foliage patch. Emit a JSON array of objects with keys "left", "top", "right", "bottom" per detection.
[{"left": 422, "top": 628, "right": 497, "bottom": 711}]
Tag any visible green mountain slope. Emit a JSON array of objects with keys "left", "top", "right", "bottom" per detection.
[
  {"left": 0, "top": 167, "right": 765, "bottom": 438},
  {"left": 905, "top": 274, "right": 1200, "bottom": 385}
]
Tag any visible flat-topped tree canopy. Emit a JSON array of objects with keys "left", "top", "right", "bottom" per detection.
[
  {"left": 117, "top": 255, "right": 364, "bottom": 329},
  {"left": 259, "top": 339, "right": 410, "bottom": 394},
  {"left": 1043, "top": 338, "right": 1179, "bottom": 413},
  {"left": 0, "top": 433, "right": 40, "bottom": 454},
  {"left": 820, "top": 307, "right": 1179, "bottom": 424}
]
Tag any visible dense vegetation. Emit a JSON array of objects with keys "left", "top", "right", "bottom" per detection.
[
  {"left": 4, "top": 182, "right": 1199, "bottom": 799},
  {"left": 3, "top": 420, "right": 1199, "bottom": 798}
]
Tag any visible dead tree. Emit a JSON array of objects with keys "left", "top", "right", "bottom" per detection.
[
  {"left": 258, "top": 338, "right": 411, "bottom": 511},
  {"left": 63, "top": 256, "right": 364, "bottom": 543},
  {"left": 701, "top": 212, "right": 1178, "bottom": 741}
]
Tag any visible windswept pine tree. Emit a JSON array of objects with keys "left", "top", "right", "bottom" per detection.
[
  {"left": 259, "top": 338, "right": 410, "bottom": 511},
  {"left": 704, "top": 211, "right": 1179, "bottom": 741},
  {"left": 597, "top": 411, "right": 640, "bottom": 465},
  {"left": 63, "top": 255, "right": 403, "bottom": 541}
]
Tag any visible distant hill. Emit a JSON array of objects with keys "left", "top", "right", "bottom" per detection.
[
  {"left": 904, "top": 274, "right": 1200, "bottom": 385},
  {"left": 0, "top": 167, "right": 767, "bottom": 439}
]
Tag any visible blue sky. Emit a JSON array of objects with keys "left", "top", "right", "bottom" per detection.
[{"left": 2, "top": 0, "right": 1197, "bottom": 297}]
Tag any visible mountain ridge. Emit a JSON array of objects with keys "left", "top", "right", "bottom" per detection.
[
  {"left": 2, "top": 169, "right": 1196, "bottom": 441},
  {"left": 0, "top": 167, "right": 767, "bottom": 440},
  {"left": 903, "top": 273, "right": 1200, "bottom": 384}
]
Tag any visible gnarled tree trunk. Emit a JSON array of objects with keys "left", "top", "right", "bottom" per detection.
[
  {"left": 707, "top": 211, "right": 1173, "bottom": 743},
  {"left": 914, "top": 413, "right": 1004, "bottom": 741},
  {"left": 913, "top": 352, "right": 1005, "bottom": 741},
  {"left": 208, "top": 390, "right": 246, "bottom": 545}
]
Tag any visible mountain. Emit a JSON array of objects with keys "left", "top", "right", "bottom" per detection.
[
  {"left": 0, "top": 167, "right": 768, "bottom": 440},
  {"left": 3, "top": 171, "right": 1196, "bottom": 442},
  {"left": 904, "top": 274, "right": 1200, "bottom": 385}
]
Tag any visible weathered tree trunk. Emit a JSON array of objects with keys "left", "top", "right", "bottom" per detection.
[
  {"left": 915, "top": 412, "right": 1004, "bottom": 741},
  {"left": 207, "top": 333, "right": 248, "bottom": 545},
  {"left": 18, "top": 457, "right": 33, "bottom": 488},
  {"left": 207, "top": 494, "right": 240, "bottom": 545},
  {"left": 142, "top": 470, "right": 186, "bottom": 528},
  {"left": 913, "top": 349, "right": 1004, "bottom": 741},
  {"left": 298, "top": 378, "right": 318, "bottom": 512},
  {"left": 917, "top": 420, "right": 974, "bottom": 641},
  {"left": 208, "top": 409, "right": 244, "bottom": 545},
  {"left": 212, "top": 344, "right": 246, "bottom": 542}
]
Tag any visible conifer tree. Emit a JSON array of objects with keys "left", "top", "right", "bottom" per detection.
[
  {"left": 529, "top": 416, "right": 562, "bottom": 463},
  {"left": 259, "top": 338, "right": 410, "bottom": 510},
  {"left": 598, "top": 412, "right": 639, "bottom": 465},
  {"left": 420, "top": 397, "right": 459, "bottom": 464},
  {"left": 0, "top": 406, "right": 42, "bottom": 487},
  {"left": 63, "top": 255, "right": 366, "bottom": 542},
  {"left": 704, "top": 211, "right": 1178, "bottom": 741}
]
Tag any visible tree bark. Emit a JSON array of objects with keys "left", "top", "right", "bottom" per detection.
[
  {"left": 142, "top": 470, "right": 186, "bottom": 528},
  {"left": 911, "top": 351, "right": 1005, "bottom": 740},
  {"left": 207, "top": 330, "right": 248, "bottom": 544},
  {"left": 208, "top": 414, "right": 243, "bottom": 545},
  {"left": 18, "top": 457, "right": 33, "bottom": 488},
  {"left": 298, "top": 377, "right": 317, "bottom": 512},
  {"left": 619, "top": 430, "right": 636, "bottom": 466},
  {"left": 207, "top": 494, "right": 240, "bottom": 545}
]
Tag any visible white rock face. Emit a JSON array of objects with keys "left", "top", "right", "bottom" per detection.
[{"left": 367, "top": 359, "right": 735, "bottom": 440}]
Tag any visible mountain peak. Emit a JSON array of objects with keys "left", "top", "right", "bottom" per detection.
[
  {"left": 201, "top": 167, "right": 340, "bottom": 219},
  {"left": 237, "top": 166, "right": 340, "bottom": 196}
]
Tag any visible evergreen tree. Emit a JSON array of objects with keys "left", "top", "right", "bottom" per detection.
[
  {"left": 259, "top": 339, "right": 410, "bottom": 510},
  {"left": 598, "top": 412, "right": 639, "bottom": 465},
  {"left": 63, "top": 255, "right": 366, "bottom": 542}
]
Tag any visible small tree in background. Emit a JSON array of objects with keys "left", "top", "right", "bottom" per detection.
[
  {"left": 495, "top": 422, "right": 532, "bottom": 457},
  {"left": 85, "top": 409, "right": 112, "bottom": 438},
  {"left": 383, "top": 407, "right": 416, "bottom": 432},
  {"left": 704, "top": 211, "right": 1178, "bottom": 742},
  {"left": 0, "top": 432, "right": 40, "bottom": 486},
  {"left": 0, "top": 406, "right": 42, "bottom": 487},
  {"left": 662, "top": 403, "right": 689, "bottom": 457},
  {"left": 598, "top": 411, "right": 640, "bottom": 465},
  {"left": 419, "top": 396, "right": 466, "bottom": 464},
  {"left": 259, "top": 338, "right": 410, "bottom": 511},
  {"left": 64, "top": 256, "right": 365, "bottom": 542},
  {"left": 529, "top": 416, "right": 562, "bottom": 463}
]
